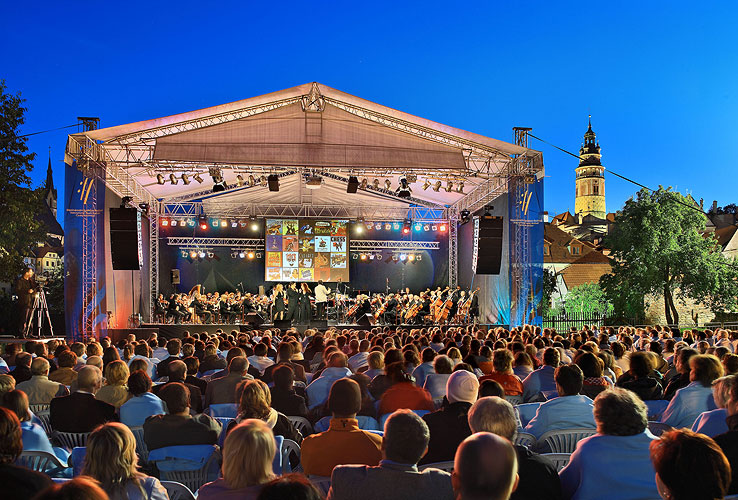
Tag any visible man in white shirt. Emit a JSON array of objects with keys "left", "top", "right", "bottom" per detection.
[
  {"left": 314, "top": 280, "right": 330, "bottom": 320},
  {"left": 247, "top": 342, "right": 275, "bottom": 375},
  {"left": 348, "top": 340, "right": 371, "bottom": 372}
]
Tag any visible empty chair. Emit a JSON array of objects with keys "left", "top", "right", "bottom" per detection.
[
  {"left": 418, "top": 460, "right": 455, "bottom": 473},
  {"left": 161, "top": 480, "right": 197, "bottom": 500},
  {"left": 287, "top": 416, "right": 314, "bottom": 436},
  {"left": 536, "top": 428, "right": 596, "bottom": 453},
  {"left": 16, "top": 450, "right": 66, "bottom": 473},
  {"left": 541, "top": 453, "right": 571, "bottom": 472},
  {"left": 205, "top": 403, "right": 238, "bottom": 418},
  {"left": 513, "top": 432, "right": 536, "bottom": 449},
  {"left": 148, "top": 444, "right": 221, "bottom": 493}
]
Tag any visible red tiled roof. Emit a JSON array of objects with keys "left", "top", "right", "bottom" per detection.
[{"left": 560, "top": 263, "right": 612, "bottom": 289}]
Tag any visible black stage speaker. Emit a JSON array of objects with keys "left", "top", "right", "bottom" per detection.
[
  {"left": 171, "top": 269, "right": 180, "bottom": 285},
  {"left": 109, "top": 207, "right": 141, "bottom": 270},
  {"left": 244, "top": 312, "right": 264, "bottom": 327},
  {"left": 473, "top": 216, "right": 503, "bottom": 275},
  {"left": 274, "top": 319, "right": 291, "bottom": 330},
  {"left": 346, "top": 176, "right": 359, "bottom": 193},
  {"left": 356, "top": 314, "right": 376, "bottom": 327},
  {"left": 310, "top": 319, "right": 328, "bottom": 329}
]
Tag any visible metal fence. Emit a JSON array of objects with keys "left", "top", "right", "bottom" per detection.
[{"left": 542, "top": 310, "right": 637, "bottom": 331}]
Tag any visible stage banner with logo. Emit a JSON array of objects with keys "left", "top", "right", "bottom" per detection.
[
  {"left": 64, "top": 161, "right": 107, "bottom": 340},
  {"left": 508, "top": 175, "right": 544, "bottom": 327}
]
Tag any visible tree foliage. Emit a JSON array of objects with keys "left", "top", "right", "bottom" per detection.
[
  {"left": 563, "top": 282, "right": 613, "bottom": 316},
  {"left": 601, "top": 187, "right": 738, "bottom": 325},
  {"left": 0, "top": 79, "right": 46, "bottom": 282},
  {"left": 541, "top": 268, "right": 558, "bottom": 316}
]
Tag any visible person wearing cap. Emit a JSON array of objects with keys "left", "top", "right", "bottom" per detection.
[
  {"left": 301, "top": 378, "right": 383, "bottom": 477},
  {"left": 419, "top": 370, "right": 479, "bottom": 465}
]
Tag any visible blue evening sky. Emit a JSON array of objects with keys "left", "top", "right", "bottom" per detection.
[{"left": 3, "top": 1, "right": 737, "bottom": 221}]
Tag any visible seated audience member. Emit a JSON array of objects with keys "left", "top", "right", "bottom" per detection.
[
  {"left": 262, "top": 342, "right": 307, "bottom": 384},
  {"left": 513, "top": 352, "right": 534, "bottom": 381},
  {"left": 420, "top": 370, "right": 478, "bottom": 465},
  {"left": 50, "top": 366, "right": 116, "bottom": 433},
  {"left": 651, "top": 429, "right": 731, "bottom": 500},
  {"left": 83, "top": 422, "right": 168, "bottom": 500},
  {"left": 0, "top": 374, "right": 16, "bottom": 397},
  {"left": 0, "top": 407, "right": 53, "bottom": 500},
  {"left": 301, "top": 378, "right": 383, "bottom": 477},
  {"left": 663, "top": 347, "right": 698, "bottom": 400},
  {"left": 723, "top": 353, "right": 738, "bottom": 375},
  {"left": 183, "top": 355, "right": 208, "bottom": 394},
  {"left": 16, "top": 357, "right": 68, "bottom": 405},
  {"left": 423, "top": 355, "right": 454, "bottom": 401},
  {"left": 198, "top": 419, "right": 276, "bottom": 500},
  {"left": 368, "top": 349, "right": 404, "bottom": 399},
  {"left": 468, "top": 397, "right": 561, "bottom": 500},
  {"left": 522, "top": 347, "right": 559, "bottom": 402},
  {"left": 412, "top": 348, "right": 437, "bottom": 387},
  {"left": 328, "top": 409, "right": 454, "bottom": 500},
  {"left": 270, "top": 364, "right": 308, "bottom": 418},
  {"left": 258, "top": 473, "right": 323, "bottom": 500},
  {"left": 143, "top": 382, "right": 221, "bottom": 451},
  {"left": 662, "top": 354, "right": 722, "bottom": 428},
  {"left": 479, "top": 349, "right": 523, "bottom": 396},
  {"left": 119, "top": 370, "right": 165, "bottom": 427},
  {"left": 127, "top": 343, "right": 157, "bottom": 379},
  {"left": 379, "top": 362, "right": 434, "bottom": 415},
  {"left": 348, "top": 340, "right": 372, "bottom": 373},
  {"left": 1, "top": 390, "right": 69, "bottom": 463},
  {"left": 616, "top": 351, "right": 664, "bottom": 401},
  {"left": 363, "top": 350, "right": 384, "bottom": 380},
  {"left": 575, "top": 351, "right": 613, "bottom": 400},
  {"left": 524, "top": 364, "right": 596, "bottom": 440},
  {"left": 204, "top": 356, "right": 253, "bottom": 407},
  {"left": 198, "top": 343, "right": 226, "bottom": 373},
  {"left": 351, "top": 373, "right": 378, "bottom": 419},
  {"left": 478, "top": 379, "right": 505, "bottom": 398},
  {"left": 155, "top": 338, "right": 181, "bottom": 380},
  {"left": 693, "top": 375, "right": 733, "bottom": 437},
  {"left": 247, "top": 343, "right": 275, "bottom": 376},
  {"left": 477, "top": 346, "right": 494, "bottom": 375},
  {"left": 306, "top": 352, "right": 353, "bottom": 410},
  {"left": 33, "top": 476, "right": 108, "bottom": 500},
  {"left": 153, "top": 359, "right": 203, "bottom": 413},
  {"left": 95, "top": 360, "right": 130, "bottom": 408},
  {"left": 559, "top": 388, "right": 660, "bottom": 500},
  {"left": 453, "top": 432, "right": 519, "bottom": 500},
  {"left": 712, "top": 375, "right": 738, "bottom": 494},
  {"left": 234, "top": 379, "right": 302, "bottom": 443},
  {"left": 10, "top": 352, "right": 32, "bottom": 384}
]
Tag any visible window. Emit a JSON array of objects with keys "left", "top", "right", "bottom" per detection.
[
  {"left": 593, "top": 181, "right": 599, "bottom": 195},
  {"left": 543, "top": 245, "right": 550, "bottom": 256},
  {"left": 571, "top": 245, "right": 581, "bottom": 255}
]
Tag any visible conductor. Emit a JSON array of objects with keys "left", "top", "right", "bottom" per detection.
[{"left": 14, "top": 267, "right": 37, "bottom": 338}]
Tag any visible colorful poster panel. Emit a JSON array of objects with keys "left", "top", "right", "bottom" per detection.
[
  {"left": 266, "top": 235, "right": 282, "bottom": 252},
  {"left": 282, "top": 268, "right": 299, "bottom": 281},
  {"left": 283, "top": 236, "right": 298, "bottom": 252},
  {"left": 315, "top": 236, "right": 331, "bottom": 252},
  {"left": 330, "top": 220, "right": 347, "bottom": 236},
  {"left": 266, "top": 267, "right": 282, "bottom": 281},
  {"left": 299, "top": 221, "right": 314, "bottom": 235},
  {"left": 299, "top": 236, "right": 314, "bottom": 253},
  {"left": 331, "top": 252, "right": 347, "bottom": 268},
  {"left": 266, "top": 219, "right": 283, "bottom": 235},
  {"left": 330, "top": 236, "right": 346, "bottom": 253},
  {"left": 283, "top": 252, "right": 298, "bottom": 268},
  {"left": 314, "top": 266, "right": 332, "bottom": 281},
  {"left": 281, "top": 219, "right": 298, "bottom": 236},
  {"left": 298, "top": 253, "right": 314, "bottom": 268},
  {"left": 314, "top": 221, "right": 331, "bottom": 235},
  {"left": 314, "top": 252, "right": 330, "bottom": 269},
  {"left": 266, "top": 252, "right": 282, "bottom": 268},
  {"left": 299, "top": 268, "right": 314, "bottom": 281}
]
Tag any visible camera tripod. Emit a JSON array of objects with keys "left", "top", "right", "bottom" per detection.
[{"left": 24, "top": 287, "right": 54, "bottom": 338}]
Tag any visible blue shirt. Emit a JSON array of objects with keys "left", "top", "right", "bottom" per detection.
[
  {"left": 661, "top": 381, "right": 716, "bottom": 429},
  {"left": 412, "top": 362, "right": 435, "bottom": 387},
  {"left": 305, "top": 367, "right": 352, "bottom": 409},
  {"left": 560, "top": 431, "right": 660, "bottom": 500},
  {"left": 120, "top": 392, "right": 166, "bottom": 427},
  {"left": 692, "top": 408, "right": 728, "bottom": 437},
  {"left": 524, "top": 395, "right": 596, "bottom": 440},
  {"left": 522, "top": 365, "right": 557, "bottom": 402},
  {"left": 21, "top": 421, "right": 69, "bottom": 463}
]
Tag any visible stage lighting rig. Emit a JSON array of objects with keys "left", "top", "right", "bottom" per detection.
[
  {"left": 249, "top": 216, "right": 259, "bottom": 231},
  {"left": 460, "top": 209, "right": 471, "bottom": 225},
  {"left": 432, "top": 181, "right": 442, "bottom": 192},
  {"left": 156, "top": 174, "right": 165, "bottom": 185},
  {"left": 259, "top": 175, "right": 268, "bottom": 187},
  {"left": 445, "top": 181, "right": 453, "bottom": 192},
  {"left": 422, "top": 179, "right": 431, "bottom": 190},
  {"left": 396, "top": 175, "right": 412, "bottom": 199},
  {"left": 169, "top": 173, "right": 178, "bottom": 185},
  {"left": 384, "top": 179, "right": 392, "bottom": 190},
  {"left": 360, "top": 178, "right": 368, "bottom": 189},
  {"left": 402, "top": 220, "right": 411, "bottom": 234},
  {"left": 236, "top": 174, "right": 245, "bottom": 187},
  {"left": 209, "top": 167, "right": 227, "bottom": 192},
  {"left": 456, "top": 181, "right": 464, "bottom": 193},
  {"left": 181, "top": 173, "right": 191, "bottom": 185},
  {"left": 121, "top": 196, "right": 133, "bottom": 208},
  {"left": 248, "top": 175, "right": 256, "bottom": 187},
  {"left": 198, "top": 215, "right": 208, "bottom": 230},
  {"left": 193, "top": 172, "right": 204, "bottom": 184}
]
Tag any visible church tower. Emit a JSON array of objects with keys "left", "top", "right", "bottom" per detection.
[
  {"left": 44, "top": 154, "right": 57, "bottom": 218},
  {"left": 574, "top": 116, "right": 606, "bottom": 219}
]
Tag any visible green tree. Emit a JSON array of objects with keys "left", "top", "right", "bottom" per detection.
[
  {"left": 601, "top": 187, "right": 738, "bottom": 325},
  {"left": 0, "top": 79, "right": 45, "bottom": 282},
  {"left": 541, "top": 268, "right": 558, "bottom": 316},
  {"left": 563, "top": 282, "right": 613, "bottom": 316}
]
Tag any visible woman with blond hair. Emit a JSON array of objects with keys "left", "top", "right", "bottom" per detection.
[
  {"left": 234, "top": 379, "right": 301, "bottom": 443},
  {"left": 662, "top": 353, "right": 724, "bottom": 429},
  {"left": 96, "top": 360, "right": 130, "bottom": 408},
  {"left": 198, "top": 419, "right": 276, "bottom": 500},
  {"left": 82, "top": 422, "right": 167, "bottom": 500}
]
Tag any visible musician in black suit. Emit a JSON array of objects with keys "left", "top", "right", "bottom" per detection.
[
  {"left": 384, "top": 294, "right": 399, "bottom": 324},
  {"left": 14, "top": 268, "right": 36, "bottom": 337},
  {"left": 468, "top": 291, "right": 480, "bottom": 323},
  {"left": 447, "top": 287, "right": 461, "bottom": 322},
  {"left": 286, "top": 282, "right": 300, "bottom": 322},
  {"left": 167, "top": 295, "right": 185, "bottom": 324},
  {"left": 49, "top": 366, "right": 116, "bottom": 433},
  {"left": 298, "top": 283, "right": 312, "bottom": 324}
]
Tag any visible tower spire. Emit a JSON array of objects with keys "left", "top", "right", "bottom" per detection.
[{"left": 574, "top": 116, "right": 606, "bottom": 219}]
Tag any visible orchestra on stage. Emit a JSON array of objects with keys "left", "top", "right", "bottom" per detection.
[{"left": 154, "top": 282, "right": 480, "bottom": 326}]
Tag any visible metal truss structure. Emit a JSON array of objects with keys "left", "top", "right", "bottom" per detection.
[
  {"left": 448, "top": 215, "right": 459, "bottom": 288},
  {"left": 149, "top": 213, "right": 159, "bottom": 321},
  {"left": 165, "top": 237, "right": 440, "bottom": 252},
  {"left": 80, "top": 173, "right": 98, "bottom": 341},
  {"left": 349, "top": 240, "right": 440, "bottom": 251}
]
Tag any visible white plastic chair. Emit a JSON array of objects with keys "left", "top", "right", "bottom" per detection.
[
  {"left": 287, "top": 416, "right": 313, "bottom": 436},
  {"left": 281, "top": 439, "right": 301, "bottom": 473},
  {"left": 513, "top": 432, "right": 536, "bottom": 449},
  {"left": 161, "top": 480, "right": 197, "bottom": 500},
  {"left": 53, "top": 431, "right": 90, "bottom": 450},
  {"left": 16, "top": 451, "right": 66, "bottom": 472},
  {"left": 536, "top": 428, "right": 596, "bottom": 453},
  {"left": 129, "top": 426, "right": 149, "bottom": 463},
  {"left": 35, "top": 410, "right": 53, "bottom": 435},
  {"left": 149, "top": 445, "right": 221, "bottom": 493},
  {"left": 541, "top": 452, "right": 571, "bottom": 472},
  {"left": 29, "top": 404, "right": 50, "bottom": 414},
  {"left": 418, "top": 460, "right": 454, "bottom": 473},
  {"left": 504, "top": 395, "right": 523, "bottom": 405}
]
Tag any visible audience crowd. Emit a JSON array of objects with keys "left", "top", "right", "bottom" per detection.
[{"left": 1, "top": 323, "right": 738, "bottom": 499}]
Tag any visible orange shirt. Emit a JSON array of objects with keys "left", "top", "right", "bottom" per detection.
[
  {"left": 479, "top": 372, "right": 524, "bottom": 396},
  {"left": 378, "top": 382, "right": 435, "bottom": 415},
  {"left": 478, "top": 361, "right": 495, "bottom": 375},
  {"left": 300, "top": 417, "right": 383, "bottom": 477}
]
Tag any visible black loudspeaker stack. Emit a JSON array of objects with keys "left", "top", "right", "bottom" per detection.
[
  {"left": 473, "top": 216, "right": 504, "bottom": 275},
  {"left": 171, "top": 269, "right": 180, "bottom": 285},
  {"left": 110, "top": 207, "right": 141, "bottom": 270}
]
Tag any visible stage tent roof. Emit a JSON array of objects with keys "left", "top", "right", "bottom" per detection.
[{"left": 66, "top": 82, "right": 543, "bottom": 217}]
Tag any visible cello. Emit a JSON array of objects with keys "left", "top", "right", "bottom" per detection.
[
  {"left": 431, "top": 287, "right": 449, "bottom": 322},
  {"left": 436, "top": 288, "right": 457, "bottom": 324}
]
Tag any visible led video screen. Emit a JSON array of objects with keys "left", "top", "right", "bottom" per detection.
[{"left": 264, "top": 219, "right": 349, "bottom": 282}]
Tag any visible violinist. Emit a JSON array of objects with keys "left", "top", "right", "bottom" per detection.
[
  {"left": 167, "top": 294, "right": 185, "bottom": 324},
  {"left": 193, "top": 293, "right": 212, "bottom": 324},
  {"left": 154, "top": 294, "right": 168, "bottom": 322}
]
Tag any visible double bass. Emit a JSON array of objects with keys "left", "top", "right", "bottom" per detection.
[
  {"left": 431, "top": 287, "right": 449, "bottom": 321},
  {"left": 457, "top": 288, "right": 479, "bottom": 323}
]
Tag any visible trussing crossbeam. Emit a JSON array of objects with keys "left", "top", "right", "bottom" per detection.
[
  {"left": 166, "top": 237, "right": 440, "bottom": 251},
  {"left": 350, "top": 240, "right": 440, "bottom": 251}
]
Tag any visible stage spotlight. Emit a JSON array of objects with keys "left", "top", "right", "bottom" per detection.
[
  {"left": 193, "top": 173, "right": 204, "bottom": 184},
  {"left": 231, "top": 220, "right": 238, "bottom": 228},
  {"left": 347, "top": 176, "right": 359, "bottom": 193},
  {"left": 417, "top": 254, "right": 422, "bottom": 261},
  {"left": 445, "top": 181, "right": 453, "bottom": 192},
  {"left": 267, "top": 174, "right": 279, "bottom": 191},
  {"left": 392, "top": 254, "right": 399, "bottom": 262},
  {"left": 375, "top": 222, "right": 382, "bottom": 230},
  {"left": 360, "top": 253, "right": 367, "bottom": 260},
  {"left": 156, "top": 174, "right": 165, "bottom": 185},
  {"left": 393, "top": 222, "right": 400, "bottom": 230},
  {"left": 377, "top": 254, "right": 383, "bottom": 261},
  {"left": 259, "top": 175, "right": 267, "bottom": 187},
  {"left": 198, "top": 251, "right": 206, "bottom": 259},
  {"left": 198, "top": 215, "right": 208, "bottom": 230},
  {"left": 432, "top": 181, "right": 442, "bottom": 192},
  {"left": 369, "top": 253, "right": 375, "bottom": 260},
  {"left": 169, "top": 173, "right": 178, "bottom": 185},
  {"left": 439, "top": 223, "right": 447, "bottom": 232},
  {"left": 402, "top": 226, "right": 410, "bottom": 235},
  {"left": 207, "top": 251, "right": 214, "bottom": 259},
  {"left": 239, "top": 220, "right": 247, "bottom": 228},
  {"left": 211, "top": 219, "right": 219, "bottom": 227},
  {"left": 396, "top": 175, "right": 411, "bottom": 198},
  {"left": 236, "top": 174, "right": 245, "bottom": 187},
  {"left": 220, "top": 219, "right": 227, "bottom": 227},
  {"left": 249, "top": 216, "right": 259, "bottom": 231},
  {"left": 372, "top": 179, "right": 380, "bottom": 189},
  {"left": 424, "top": 224, "right": 430, "bottom": 231},
  {"left": 399, "top": 253, "right": 407, "bottom": 261},
  {"left": 181, "top": 250, "right": 188, "bottom": 258},
  {"left": 360, "top": 178, "right": 368, "bottom": 189},
  {"left": 385, "top": 223, "right": 391, "bottom": 230},
  {"left": 432, "top": 225, "right": 438, "bottom": 231},
  {"left": 255, "top": 252, "right": 262, "bottom": 258},
  {"left": 422, "top": 179, "right": 431, "bottom": 190},
  {"left": 238, "top": 251, "right": 245, "bottom": 259},
  {"left": 456, "top": 181, "right": 464, "bottom": 193},
  {"left": 190, "top": 250, "right": 198, "bottom": 259},
  {"left": 365, "top": 221, "right": 373, "bottom": 230},
  {"left": 384, "top": 179, "right": 392, "bottom": 190},
  {"left": 414, "top": 223, "right": 422, "bottom": 231},
  {"left": 247, "top": 251, "right": 255, "bottom": 259},
  {"left": 354, "top": 224, "right": 364, "bottom": 234},
  {"left": 248, "top": 175, "right": 256, "bottom": 187},
  {"left": 188, "top": 218, "right": 195, "bottom": 226},
  {"left": 460, "top": 209, "right": 471, "bottom": 224},
  {"left": 138, "top": 202, "right": 150, "bottom": 215},
  {"left": 408, "top": 254, "right": 415, "bottom": 261},
  {"left": 161, "top": 218, "right": 169, "bottom": 227},
  {"left": 170, "top": 220, "right": 178, "bottom": 227},
  {"left": 352, "top": 253, "right": 358, "bottom": 260},
  {"left": 181, "top": 173, "right": 191, "bottom": 185}
]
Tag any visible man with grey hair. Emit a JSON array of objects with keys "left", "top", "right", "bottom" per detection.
[
  {"left": 453, "top": 432, "right": 519, "bottom": 500},
  {"left": 17, "top": 357, "right": 68, "bottom": 405},
  {"left": 49, "top": 365, "right": 115, "bottom": 433},
  {"left": 468, "top": 397, "right": 561, "bottom": 500},
  {"left": 153, "top": 359, "right": 203, "bottom": 413},
  {"left": 327, "top": 409, "right": 454, "bottom": 500}
]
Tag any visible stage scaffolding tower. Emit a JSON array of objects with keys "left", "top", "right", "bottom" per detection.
[{"left": 78, "top": 117, "right": 100, "bottom": 341}]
